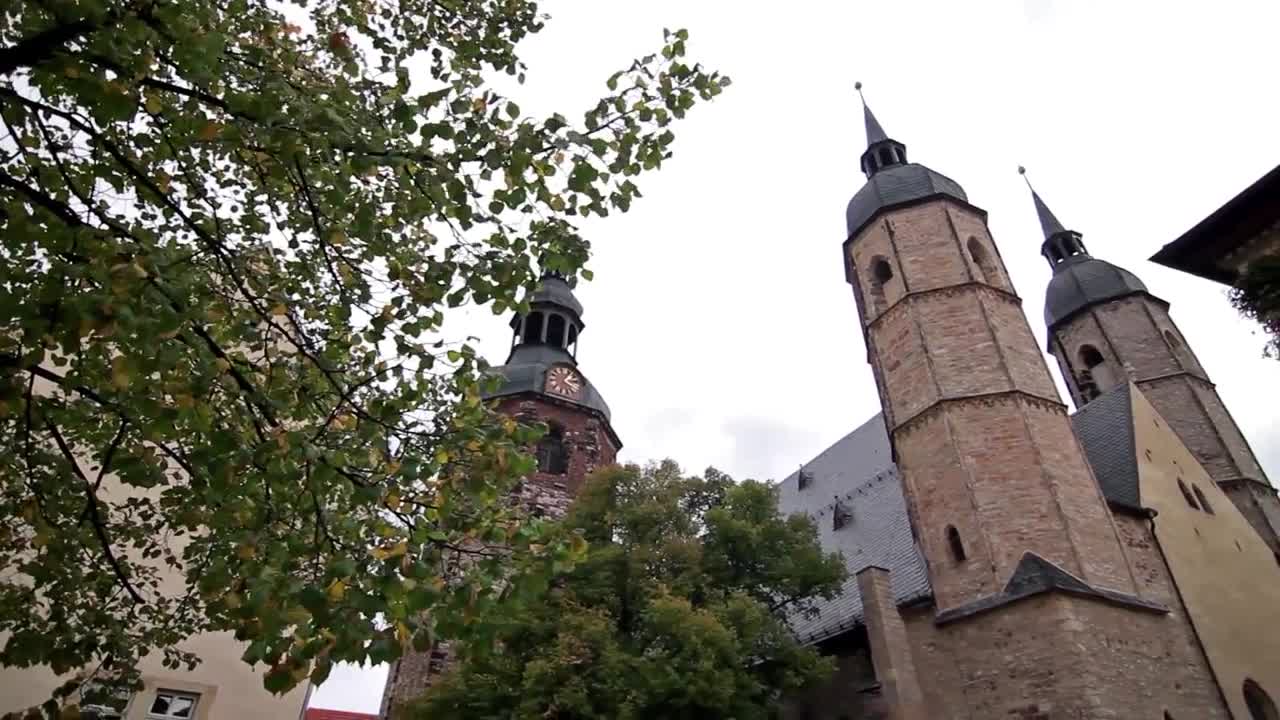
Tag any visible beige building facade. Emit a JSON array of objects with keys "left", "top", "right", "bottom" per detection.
[
  {"left": 0, "top": 631, "right": 309, "bottom": 720},
  {"left": 1, "top": 370, "right": 310, "bottom": 720}
]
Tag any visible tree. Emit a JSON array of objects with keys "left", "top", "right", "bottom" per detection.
[
  {"left": 1230, "top": 256, "right": 1280, "bottom": 359},
  {"left": 409, "top": 462, "right": 848, "bottom": 720},
  {"left": 0, "top": 0, "right": 728, "bottom": 711}
]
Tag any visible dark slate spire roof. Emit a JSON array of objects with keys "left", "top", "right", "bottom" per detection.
[
  {"left": 1019, "top": 166, "right": 1071, "bottom": 242},
  {"left": 1032, "top": 187, "right": 1068, "bottom": 239},
  {"left": 1020, "top": 168, "right": 1158, "bottom": 337},
  {"left": 482, "top": 273, "right": 614, "bottom": 424},
  {"left": 862, "top": 99, "right": 889, "bottom": 145},
  {"left": 844, "top": 85, "right": 969, "bottom": 238},
  {"left": 528, "top": 273, "right": 584, "bottom": 319}
]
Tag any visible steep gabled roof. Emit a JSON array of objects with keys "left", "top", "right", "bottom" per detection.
[
  {"left": 775, "top": 414, "right": 931, "bottom": 645},
  {"left": 1071, "top": 383, "right": 1142, "bottom": 511}
]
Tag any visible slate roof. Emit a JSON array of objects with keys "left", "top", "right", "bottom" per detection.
[
  {"left": 1072, "top": 383, "right": 1142, "bottom": 511},
  {"left": 530, "top": 274, "right": 584, "bottom": 318},
  {"left": 778, "top": 388, "right": 1155, "bottom": 645},
  {"left": 1031, "top": 188, "right": 1069, "bottom": 239},
  {"left": 845, "top": 163, "right": 968, "bottom": 238},
  {"left": 482, "top": 343, "right": 613, "bottom": 422},
  {"left": 775, "top": 414, "right": 931, "bottom": 645},
  {"left": 1043, "top": 255, "right": 1153, "bottom": 335}
]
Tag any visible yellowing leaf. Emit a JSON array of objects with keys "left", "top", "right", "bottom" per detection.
[
  {"left": 271, "top": 303, "right": 288, "bottom": 317},
  {"left": 111, "top": 356, "right": 133, "bottom": 389},
  {"left": 214, "top": 358, "right": 231, "bottom": 373},
  {"left": 385, "top": 492, "right": 402, "bottom": 510},
  {"left": 395, "top": 621, "right": 411, "bottom": 648},
  {"left": 236, "top": 543, "right": 257, "bottom": 560},
  {"left": 370, "top": 540, "right": 407, "bottom": 561},
  {"left": 326, "top": 579, "right": 347, "bottom": 601},
  {"left": 145, "top": 94, "right": 162, "bottom": 114},
  {"left": 199, "top": 122, "right": 223, "bottom": 141}
]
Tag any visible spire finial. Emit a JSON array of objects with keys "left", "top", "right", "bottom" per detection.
[
  {"left": 856, "top": 81, "right": 889, "bottom": 146},
  {"left": 1018, "top": 166, "right": 1067, "bottom": 240}
]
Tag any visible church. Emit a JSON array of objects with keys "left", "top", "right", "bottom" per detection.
[{"left": 382, "top": 94, "right": 1280, "bottom": 719}]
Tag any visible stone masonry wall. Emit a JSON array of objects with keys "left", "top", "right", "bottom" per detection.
[
  {"left": 852, "top": 200, "right": 1135, "bottom": 611},
  {"left": 378, "top": 394, "right": 618, "bottom": 718},
  {"left": 1050, "top": 294, "right": 1278, "bottom": 552},
  {"left": 904, "top": 589, "right": 1228, "bottom": 719}
]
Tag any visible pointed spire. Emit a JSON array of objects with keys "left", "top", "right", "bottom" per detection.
[
  {"left": 855, "top": 82, "right": 907, "bottom": 179},
  {"left": 856, "top": 82, "right": 889, "bottom": 145},
  {"left": 1019, "top": 166, "right": 1067, "bottom": 240},
  {"left": 1019, "top": 167, "right": 1090, "bottom": 270}
]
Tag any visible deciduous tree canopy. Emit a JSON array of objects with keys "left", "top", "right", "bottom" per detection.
[
  {"left": 410, "top": 462, "right": 847, "bottom": 720},
  {"left": 0, "top": 0, "right": 727, "bottom": 711},
  {"left": 1230, "top": 257, "right": 1280, "bottom": 359}
]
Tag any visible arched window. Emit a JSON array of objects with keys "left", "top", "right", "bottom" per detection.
[
  {"left": 1192, "top": 484, "right": 1213, "bottom": 512},
  {"left": 566, "top": 324, "right": 578, "bottom": 354},
  {"left": 879, "top": 147, "right": 893, "bottom": 166},
  {"left": 1164, "top": 329, "right": 1192, "bottom": 367},
  {"left": 1178, "top": 478, "right": 1200, "bottom": 511},
  {"left": 946, "top": 525, "right": 966, "bottom": 563},
  {"left": 535, "top": 426, "right": 569, "bottom": 475},
  {"left": 1075, "top": 344, "right": 1111, "bottom": 402},
  {"left": 967, "top": 237, "right": 999, "bottom": 287},
  {"left": 869, "top": 257, "right": 894, "bottom": 315},
  {"left": 1244, "top": 679, "right": 1280, "bottom": 720},
  {"left": 546, "top": 313, "right": 567, "bottom": 348},
  {"left": 524, "top": 311, "right": 545, "bottom": 344},
  {"left": 1164, "top": 712, "right": 1175, "bottom": 720}
]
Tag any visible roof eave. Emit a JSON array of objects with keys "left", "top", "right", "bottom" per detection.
[{"left": 1150, "top": 163, "right": 1280, "bottom": 284}]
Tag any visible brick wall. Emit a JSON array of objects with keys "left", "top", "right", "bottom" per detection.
[
  {"left": 904, "top": 587, "right": 1228, "bottom": 719},
  {"left": 851, "top": 200, "right": 1135, "bottom": 610},
  {"left": 843, "top": 196, "right": 1227, "bottom": 718},
  {"left": 1050, "top": 294, "right": 1278, "bottom": 552},
  {"left": 378, "top": 394, "right": 618, "bottom": 718}
]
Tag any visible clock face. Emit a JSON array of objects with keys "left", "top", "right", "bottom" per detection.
[{"left": 545, "top": 366, "right": 584, "bottom": 399}]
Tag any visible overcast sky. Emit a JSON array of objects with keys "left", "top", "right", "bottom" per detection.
[{"left": 312, "top": 0, "right": 1280, "bottom": 711}]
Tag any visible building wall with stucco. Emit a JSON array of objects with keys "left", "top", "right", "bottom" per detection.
[{"left": 1130, "top": 387, "right": 1280, "bottom": 720}]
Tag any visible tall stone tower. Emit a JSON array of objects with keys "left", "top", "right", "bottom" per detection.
[
  {"left": 378, "top": 273, "right": 620, "bottom": 718},
  {"left": 1026, "top": 181, "right": 1280, "bottom": 555},
  {"left": 842, "top": 90, "right": 1226, "bottom": 717}
]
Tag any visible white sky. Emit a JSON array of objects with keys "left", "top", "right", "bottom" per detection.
[{"left": 311, "top": 0, "right": 1280, "bottom": 711}]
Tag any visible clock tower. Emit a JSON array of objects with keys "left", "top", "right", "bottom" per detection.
[
  {"left": 484, "top": 271, "right": 622, "bottom": 500},
  {"left": 378, "top": 272, "right": 621, "bottom": 718}
]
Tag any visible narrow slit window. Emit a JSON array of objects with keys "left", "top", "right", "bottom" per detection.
[
  {"left": 1178, "top": 478, "right": 1200, "bottom": 511},
  {"left": 946, "top": 525, "right": 966, "bottom": 563},
  {"left": 1193, "top": 485, "right": 1214, "bottom": 515}
]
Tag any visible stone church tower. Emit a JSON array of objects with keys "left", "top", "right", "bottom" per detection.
[
  {"left": 840, "top": 92, "right": 1229, "bottom": 717},
  {"left": 1027, "top": 182, "right": 1280, "bottom": 555},
  {"left": 378, "top": 273, "right": 620, "bottom": 718}
]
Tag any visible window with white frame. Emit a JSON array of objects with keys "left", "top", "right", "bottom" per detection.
[{"left": 147, "top": 691, "right": 199, "bottom": 720}]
